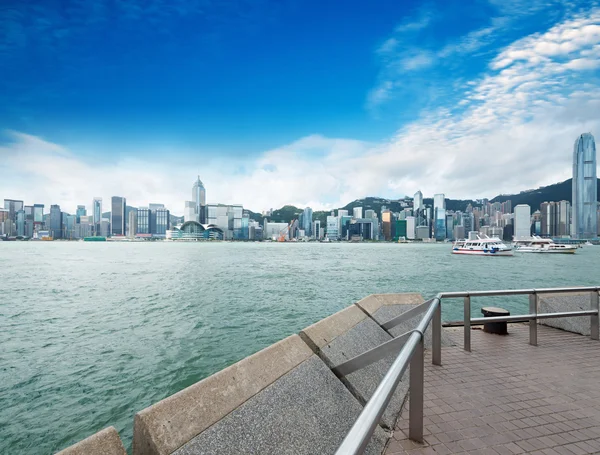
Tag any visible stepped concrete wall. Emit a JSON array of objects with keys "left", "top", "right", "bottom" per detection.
[
  {"left": 55, "top": 427, "right": 126, "bottom": 455},
  {"left": 300, "top": 305, "right": 406, "bottom": 429},
  {"left": 60, "top": 293, "right": 452, "bottom": 455},
  {"left": 538, "top": 292, "right": 595, "bottom": 335},
  {"left": 357, "top": 294, "right": 455, "bottom": 347}
]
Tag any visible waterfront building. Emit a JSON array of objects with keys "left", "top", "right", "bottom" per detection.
[
  {"left": 16, "top": 209, "right": 25, "bottom": 236},
  {"left": 514, "top": 205, "right": 531, "bottom": 240},
  {"left": 63, "top": 214, "right": 76, "bottom": 239},
  {"left": 415, "top": 225, "right": 430, "bottom": 240},
  {"left": 326, "top": 216, "right": 338, "bottom": 240},
  {"left": 263, "top": 221, "right": 289, "bottom": 240},
  {"left": 76, "top": 205, "right": 86, "bottom": 223},
  {"left": 49, "top": 205, "right": 62, "bottom": 239},
  {"left": 206, "top": 204, "right": 244, "bottom": 239},
  {"left": 454, "top": 225, "right": 465, "bottom": 241},
  {"left": 137, "top": 208, "right": 151, "bottom": 234},
  {"left": 111, "top": 196, "right": 126, "bottom": 236},
  {"left": 572, "top": 133, "right": 597, "bottom": 239},
  {"left": 433, "top": 194, "right": 445, "bottom": 211},
  {"left": 75, "top": 215, "right": 94, "bottom": 238},
  {"left": 340, "top": 215, "right": 353, "bottom": 240},
  {"left": 166, "top": 221, "right": 223, "bottom": 241},
  {"left": 395, "top": 219, "right": 407, "bottom": 240},
  {"left": 93, "top": 198, "right": 102, "bottom": 234},
  {"left": 0, "top": 208, "right": 9, "bottom": 236},
  {"left": 337, "top": 210, "right": 348, "bottom": 236},
  {"left": 3, "top": 199, "right": 23, "bottom": 235},
  {"left": 155, "top": 208, "right": 170, "bottom": 236},
  {"left": 192, "top": 176, "right": 207, "bottom": 224},
  {"left": 313, "top": 220, "right": 321, "bottom": 239},
  {"left": 348, "top": 218, "right": 374, "bottom": 240},
  {"left": 184, "top": 201, "right": 196, "bottom": 223},
  {"left": 446, "top": 213, "right": 454, "bottom": 240},
  {"left": 100, "top": 219, "right": 110, "bottom": 237},
  {"left": 406, "top": 216, "right": 416, "bottom": 240},
  {"left": 434, "top": 208, "right": 446, "bottom": 241},
  {"left": 557, "top": 200, "right": 571, "bottom": 236},
  {"left": 382, "top": 210, "right": 392, "bottom": 241},
  {"left": 353, "top": 207, "right": 363, "bottom": 219},
  {"left": 303, "top": 207, "right": 313, "bottom": 238},
  {"left": 128, "top": 210, "right": 138, "bottom": 238},
  {"left": 413, "top": 191, "right": 423, "bottom": 211}
]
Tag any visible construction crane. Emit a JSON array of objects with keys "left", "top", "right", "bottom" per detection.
[{"left": 277, "top": 220, "right": 294, "bottom": 242}]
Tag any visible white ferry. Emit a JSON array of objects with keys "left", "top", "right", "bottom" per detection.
[
  {"left": 452, "top": 236, "right": 513, "bottom": 256},
  {"left": 512, "top": 236, "right": 577, "bottom": 254}
]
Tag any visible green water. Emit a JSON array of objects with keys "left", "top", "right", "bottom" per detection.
[{"left": 1, "top": 242, "right": 599, "bottom": 453}]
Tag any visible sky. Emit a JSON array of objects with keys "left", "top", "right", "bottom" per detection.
[{"left": 1, "top": 0, "right": 599, "bottom": 214}]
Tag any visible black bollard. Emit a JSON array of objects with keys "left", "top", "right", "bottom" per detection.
[{"left": 481, "top": 307, "right": 510, "bottom": 335}]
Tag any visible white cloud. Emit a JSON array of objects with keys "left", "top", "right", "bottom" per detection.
[{"left": 2, "top": 8, "right": 600, "bottom": 214}]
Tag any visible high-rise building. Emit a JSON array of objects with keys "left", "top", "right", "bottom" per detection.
[
  {"left": 353, "top": 207, "right": 363, "bottom": 219},
  {"left": 93, "top": 198, "right": 102, "bottom": 234},
  {"left": 303, "top": 207, "right": 313, "bottom": 237},
  {"left": 184, "top": 201, "right": 196, "bottom": 223},
  {"left": 100, "top": 219, "right": 110, "bottom": 237},
  {"left": 49, "top": 205, "right": 62, "bottom": 239},
  {"left": 63, "top": 213, "right": 76, "bottom": 239},
  {"left": 326, "top": 216, "right": 338, "bottom": 240},
  {"left": 3, "top": 199, "right": 23, "bottom": 235},
  {"left": 16, "top": 209, "right": 25, "bottom": 236},
  {"left": 406, "top": 216, "right": 416, "bottom": 240},
  {"left": 137, "top": 208, "right": 151, "bottom": 234},
  {"left": 155, "top": 208, "right": 170, "bottom": 236},
  {"left": 192, "top": 176, "right": 207, "bottom": 223},
  {"left": 365, "top": 209, "right": 375, "bottom": 219},
  {"left": 557, "top": 200, "right": 571, "bottom": 236},
  {"left": 312, "top": 220, "right": 321, "bottom": 239},
  {"left": 382, "top": 210, "right": 392, "bottom": 241},
  {"left": 128, "top": 210, "right": 138, "bottom": 238},
  {"left": 514, "top": 205, "right": 531, "bottom": 240},
  {"left": 76, "top": 205, "right": 86, "bottom": 223},
  {"left": 111, "top": 196, "right": 126, "bottom": 236},
  {"left": 413, "top": 191, "right": 423, "bottom": 211},
  {"left": 572, "top": 133, "right": 597, "bottom": 239}
]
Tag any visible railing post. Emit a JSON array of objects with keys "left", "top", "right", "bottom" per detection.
[
  {"left": 529, "top": 293, "right": 538, "bottom": 346},
  {"left": 591, "top": 291, "right": 599, "bottom": 341},
  {"left": 432, "top": 299, "right": 442, "bottom": 366},
  {"left": 464, "top": 296, "right": 471, "bottom": 352},
  {"left": 409, "top": 336, "right": 424, "bottom": 443}
]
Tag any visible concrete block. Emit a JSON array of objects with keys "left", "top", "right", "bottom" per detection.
[
  {"left": 357, "top": 293, "right": 425, "bottom": 315},
  {"left": 300, "top": 303, "right": 410, "bottom": 429},
  {"left": 55, "top": 427, "right": 126, "bottom": 455},
  {"left": 173, "top": 356, "right": 387, "bottom": 455},
  {"left": 317, "top": 317, "right": 407, "bottom": 430},
  {"left": 300, "top": 304, "right": 366, "bottom": 349},
  {"left": 357, "top": 293, "right": 455, "bottom": 348},
  {"left": 539, "top": 293, "right": 594, "bottom": 336},
  {"left": 133, "top": 334, "right": 313, "bottom": 455}
]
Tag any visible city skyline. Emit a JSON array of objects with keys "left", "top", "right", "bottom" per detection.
[{"left": 1, "top": 2, "right": 599, "bottom": 211}]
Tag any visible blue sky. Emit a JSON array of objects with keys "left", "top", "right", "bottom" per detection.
[{"left": 1, "top": 0, "right": 599, "bottom": 213}]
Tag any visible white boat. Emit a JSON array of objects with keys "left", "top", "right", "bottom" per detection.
[
  {"left": 512, "top": 236, "right": 577, "bottom": 254},
  {"left": 452, "top": 236, "right": 513, "bottom": 256},
  {"left": 585, "top": 241, "right": 594, "bottom": 246}
]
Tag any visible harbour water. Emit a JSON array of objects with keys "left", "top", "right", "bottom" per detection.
[{"left": 1, "top": 241, "right": 599, "bottom": 454}]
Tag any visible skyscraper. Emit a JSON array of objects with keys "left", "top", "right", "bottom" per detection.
[
  {"left": 192, "top": 176, "right": 206, "bottom": 223},
  {"left": 49, "top": 204, "right": 62, "bottom": 239},
  {"left": 111, "top": 196, "right": 126, "bottom": 236},
  {"left": 93, "top": 198, "right": 102, "bottom": 235},
  {"left": 128, "top": 210, "right": 138, "bottom": 238},
  {"left": 433, "top": 194, "right": 446, "bottom": 240},
  {"left": 303, "top": 207, "right": 313, "bottom": 237},
  {"left": 413, "top": 191, "right": 423, "bottom": 211},
  {"left": 514, "top": 205, "right": 531, "bottom": 240},
  {"left": 76, "top": 205, "right": 86, "bottom": 223},
  {"left": 572, "top": 133, "right": 597, "bottom": 239},
  {"left": 353, "top": 207, "right": 363, "bottom": 219}
]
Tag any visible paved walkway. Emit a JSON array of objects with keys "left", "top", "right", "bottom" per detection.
[{"left": 386, "top": 324, "right": 600, "bottom": 454}]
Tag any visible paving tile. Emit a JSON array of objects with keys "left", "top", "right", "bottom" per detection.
[{"left": 385, "top": 325, "right": 600, "bottom": 455}]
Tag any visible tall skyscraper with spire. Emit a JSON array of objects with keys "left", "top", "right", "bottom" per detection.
[
  {"left": 192, "top": 176, "right": 206, "bottom": 224},
  {"left": 572, "top": 133, "right": 597, "bottom": 239}
]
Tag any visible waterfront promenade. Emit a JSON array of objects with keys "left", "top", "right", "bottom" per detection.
[{"left": 388, "top": 324, "right": 600, "bottom": 455}]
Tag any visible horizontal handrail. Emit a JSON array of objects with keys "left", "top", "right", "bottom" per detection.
[
  {"left": 334, "top": 298, "right": 440, "bottom": 455},
  {"left": 469, "top": 310, "right": 598, "bottom": 324},
  {"left": 439, "top": 285, "right": 599, "bottom": 299}
]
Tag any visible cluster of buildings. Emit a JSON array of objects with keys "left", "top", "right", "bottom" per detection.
[{"left": 1, "top": 133, "right": 597, "bottom": 242}]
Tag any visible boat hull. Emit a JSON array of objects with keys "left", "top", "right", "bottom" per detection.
[
  {"left": 452, "top": 248, "right": 513, "bottom": 256},
  {"left": 515, "top": 247, "right": 576, "bottom": 254}
]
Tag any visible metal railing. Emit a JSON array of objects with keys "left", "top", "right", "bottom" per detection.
[{"left": 335, "top": 285, "right": 600, "bottom": 455}]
